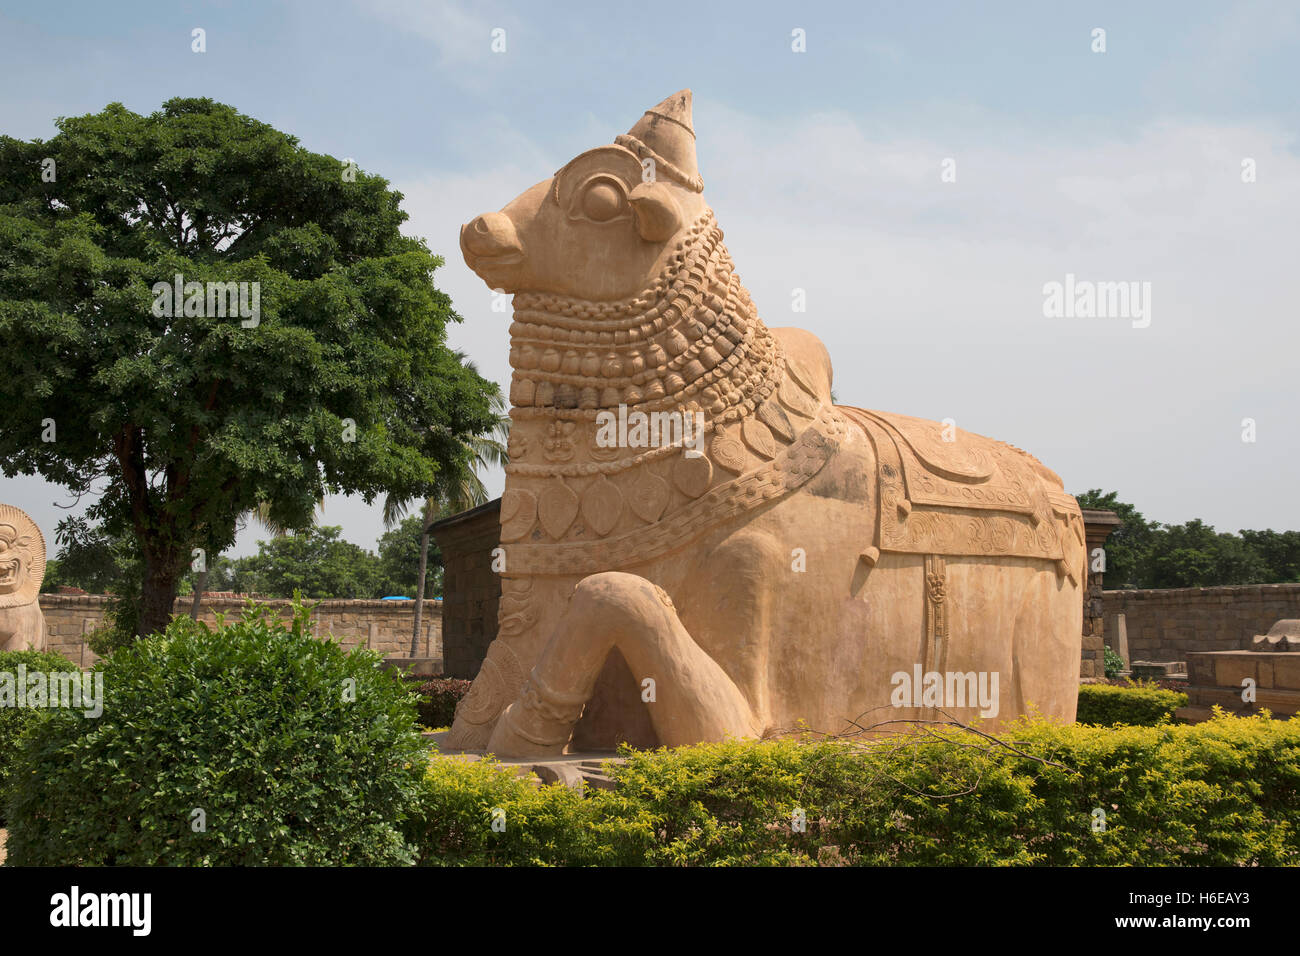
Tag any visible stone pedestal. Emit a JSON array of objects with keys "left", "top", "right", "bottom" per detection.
[
  {"left": 1182, "top": 650, "right": 1300, "bottom": 718},
  {"left": 1181, "top": 621, "right": 1300, "bottom": 720}
]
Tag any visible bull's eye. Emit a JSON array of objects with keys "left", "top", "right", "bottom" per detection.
[
  {"left": 562, "top": 172, "right": 632, "bottom": 223},
  {"left": 582, "top": 180, "right": 624, "bottom": 222}
]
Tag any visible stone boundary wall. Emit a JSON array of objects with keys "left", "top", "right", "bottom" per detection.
[
  {"left": 1102, "top": 584, "right": 1300, "bottom": 663},
  {"left": 36, "top": 593, "right": 442, "bottom": 668}
]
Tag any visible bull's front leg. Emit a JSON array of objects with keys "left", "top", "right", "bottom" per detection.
[{"left": 486, "top": 571, "right": 760, "bottom": 757}]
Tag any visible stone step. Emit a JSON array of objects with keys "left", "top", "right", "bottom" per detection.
[{"left": 1182, "top": 684, "right": 1300, "bottom": 718}]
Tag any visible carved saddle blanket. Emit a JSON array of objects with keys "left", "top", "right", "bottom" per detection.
[
  {"left": 499, "top": 401, "right": 1081, "bottom": 582},
  {"left": 840, "top": 406, "right": 1082, "bottom": 581}
]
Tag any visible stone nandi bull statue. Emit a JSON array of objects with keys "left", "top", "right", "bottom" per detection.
[
  {"left": 0, "top": 505, "right": 48, "bottom": 652},
  {"left": 448, "top": 90, "right": 1085, "bottom": 757}
]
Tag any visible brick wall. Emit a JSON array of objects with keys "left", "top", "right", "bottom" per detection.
[
  {"left": 430, "top": 499, "right": 502, "bottom": 679},
  {"left": 1103, "top": 583, "right": 1300, "bottom": 663},
  {"left": 36, "top": 593, "right": 441, "bottom": 667}
]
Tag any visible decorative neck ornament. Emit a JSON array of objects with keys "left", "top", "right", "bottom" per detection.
[{"left": 506, "top": 210, "right": 784, "bottom": 444}]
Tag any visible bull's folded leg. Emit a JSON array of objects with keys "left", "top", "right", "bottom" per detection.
[{"left": 486, "top": 571, "right": 760, "bottom": 757}]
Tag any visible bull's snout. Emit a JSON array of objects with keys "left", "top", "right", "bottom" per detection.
[
  {"left": 461, "top": 212, "right": 522, "bottom": 262},
  {"left": 461, "top": 212, "right": 524, "bottom": 291}
]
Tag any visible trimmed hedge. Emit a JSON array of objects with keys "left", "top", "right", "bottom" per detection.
[
  {"left": 3, "top": 603, "right": 428, "bottom": 866},
  {"left": 404, "top": 676, "right": 471, "bottom": 729},
  {"left": 408, "top": 712, "right": 1300, "bottom": 866},
  {"left": 0, "top": 648, "right": 82, "bottom": 826},
  {"left": 409, "top": 755, "right": 649, "bottom": 866},
  {"left": 1077, "top": 682, "right": 1188, "bottom": 726}
]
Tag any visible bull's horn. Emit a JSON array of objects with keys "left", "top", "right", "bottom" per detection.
[{"left": 615, "top": 89, "right": 703, "bottom": 193}]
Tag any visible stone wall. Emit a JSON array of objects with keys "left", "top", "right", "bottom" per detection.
[
  {"left": 36, "top": 593, "right": 442, "bottom": 668},
  {"left": 1102, "top": 584, "right": 1300, "bottom": 663},
  {"left": 430, "top": 499, "right": 502, "bottom": 679}
]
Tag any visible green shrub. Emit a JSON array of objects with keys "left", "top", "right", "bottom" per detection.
[
  {"left": 3, "top": 601, "right": 427, "bottom": 865},
  {"left": 1077, "top": 682, "right": 1188, "bottom": 726},
  {"left": 1002, "top": 712, "right": 1299, "bottom": 865},
  {"left": 406, "top": 755, "right": 652, "bottom": 866},
  {"left": 406, "top": 677, "right": 471, "bottom": 729},
  {"left": 0, "top": 648, "right": 82, "bottom": 826},
  {"left": 408, "top": 712, "right": 1300, "bottom": 866},
  {"left": 86, "top": 620, "right": 135, "bottom": 659},
  {"left": 1103, "top": 645, "right": 1126, "bottom": 678}
]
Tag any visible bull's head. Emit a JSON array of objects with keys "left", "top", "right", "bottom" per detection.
[{"left": 461, "top": 90, "right": 709, "bottom": 301}]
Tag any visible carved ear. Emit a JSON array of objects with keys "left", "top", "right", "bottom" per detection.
[{"left": 628, "top": 182, "right": 682, "bottom": 242}]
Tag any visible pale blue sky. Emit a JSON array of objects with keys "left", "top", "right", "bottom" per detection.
[{"left": 3, "top": 0, "right": 1298, "bottom": 556}]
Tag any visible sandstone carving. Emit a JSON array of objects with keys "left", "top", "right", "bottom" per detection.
[
  {"left": 1252, "top": 620, "right": 1300, "bottom": 652},
  {"left": 450, "top": 90, "right": 1085, "bottom": 757},
  {"left": 0, "top": 505, "right": 48, "bottom": 653}
]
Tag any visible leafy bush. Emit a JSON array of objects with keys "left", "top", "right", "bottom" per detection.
[
  {"left": 86, "top": 620, "right": 135, "bottom": 659},
  {"left": 1077, "top": 682, "right": 1187, "bottom": 726},
  {"left": 1103, "top": 645, "right": 1126, "bottom": 678},
  {"left": 407, "top": 755, "right": 651, "bottom": 866},
  {"left": 3, "top": 602, "right": 428, "bottom": 865},
  {"left": 406, "top": 677, "right": 471, "bottom": 729},
  {"left": 999, "top": 711, "right": 1298, "bottom": 865},
  {"left": 0, "top": 648, "right": 82, "bottom": 825},
  {"left": 1100, "top": 676, "right": 1188, "bottom": 692},
  {"left": 409, "top": 712, "right": 1300, "bottom": 866}
]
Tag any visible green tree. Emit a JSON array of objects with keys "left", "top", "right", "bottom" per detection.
[
  {"left": 180, "top": 553, "right": 243, "bottom": 595},
  {"left": 1075, "top": 490, "right": 1300, "bottom": 589},
  {"left": 1145, "top": 519, "right": 1267, "bottom": 589},
  {"left": 1239, "top": 529, "right": 1300, "bottom": 583},
  {"left": 235, "top": 525, "right": 381, "bottom": 599},
  {"left": 39, "top": 515, "right": 144, "bottom": 638},
  {"left": 382, "top": 364, "right": 509, "bottom": 651},
  {"left": 184, "top": 498, "right": 323, "bottom": 620},
  {"left": 376, "top": 512, "right": 443, "bottom": 598},
  {"left": 1072, "top": 489, "right": 1153, "bottom": 588},
  {"left": 40, "top": 515, "right": 136, "bottom": 595},
  {"left": 0, "top": 98, "right": 496, "bottom": 638}
]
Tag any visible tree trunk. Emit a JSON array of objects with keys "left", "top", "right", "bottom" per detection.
[
  {"left": 189, "top": 567, "right": 209, "bottom": 620},
  {"left": 139, "top": 551, "right": 183, "bottom": 639},
  {"left": 411, "top": 528, "right": 430, "bottom": 657}
]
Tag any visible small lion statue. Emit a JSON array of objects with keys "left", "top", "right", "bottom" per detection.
[{"left": 0, "top": 504, "right": 48, "bottom": 652}]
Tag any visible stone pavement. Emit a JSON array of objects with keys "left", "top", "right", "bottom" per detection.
[{"left": 430, "top": 731, "right": 622, "bottom": 791}]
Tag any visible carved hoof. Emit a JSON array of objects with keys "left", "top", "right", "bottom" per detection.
[{"left": 485, "top": 702, "right": 568, "bottom": 759}]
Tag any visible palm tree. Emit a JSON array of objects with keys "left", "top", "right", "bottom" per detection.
[{"left": 384, "top": 368, "right": 510, "bottom": 656}]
